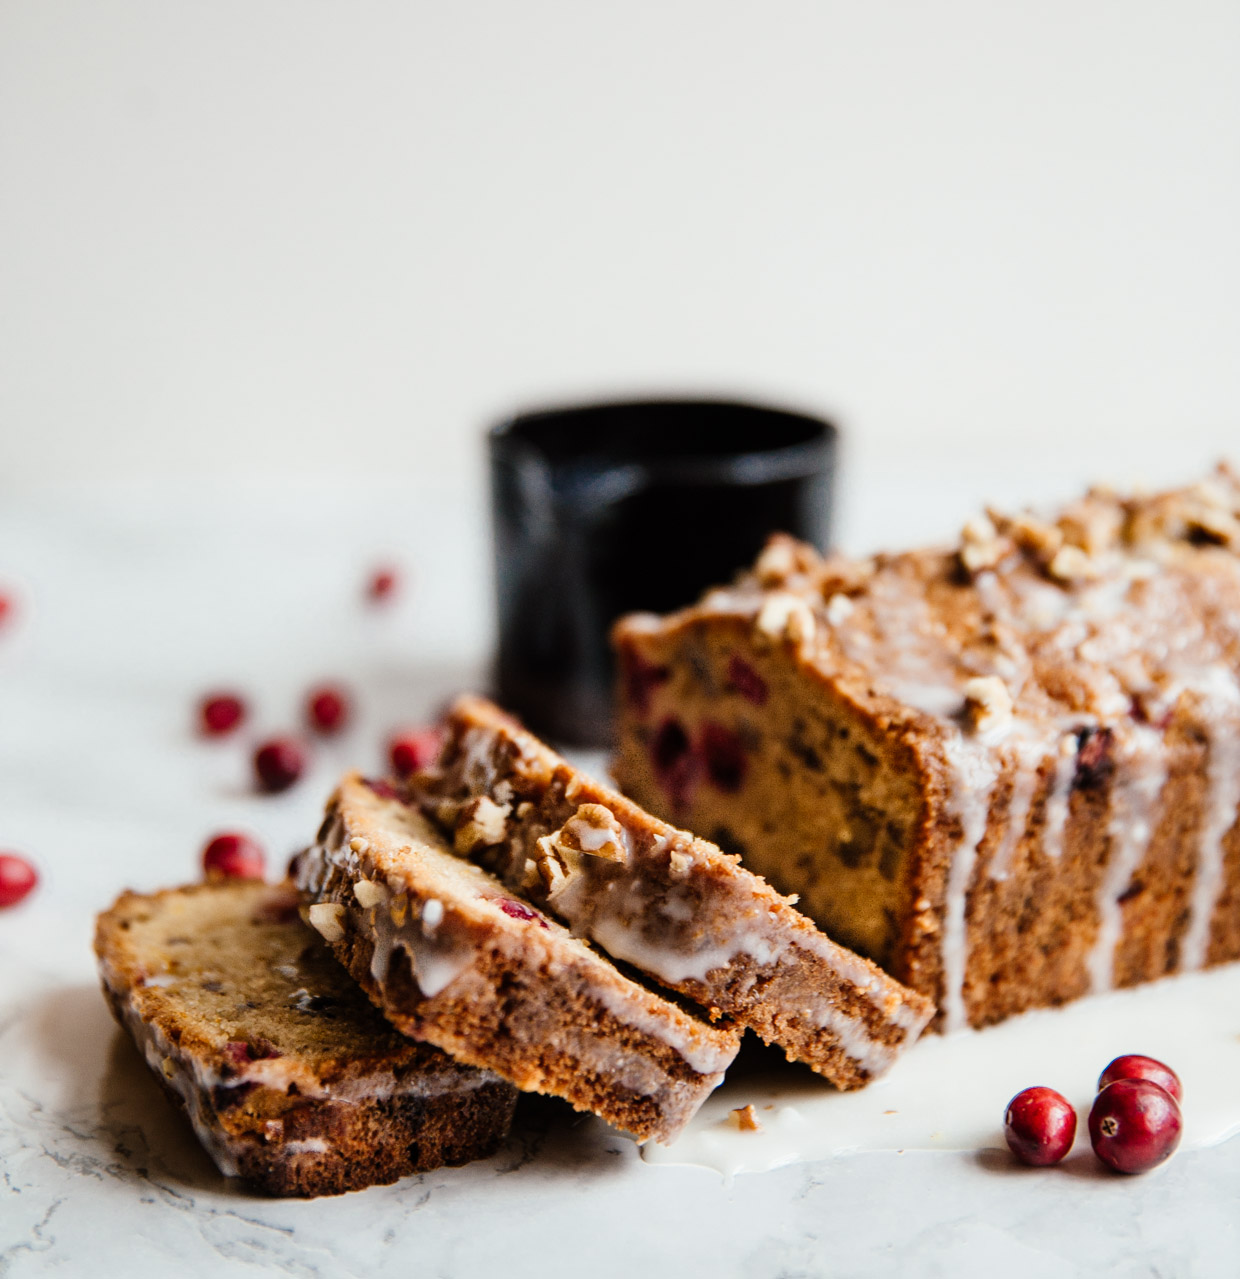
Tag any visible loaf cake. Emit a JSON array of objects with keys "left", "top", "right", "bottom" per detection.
[
  {"left": 292, "top": 774, "right": 741, "bottom": 1143},
  {"left": 612, "top": 468, "right": 1240, "bottom": 1032},
  {"left": 94, "top": 880, "right": 518, "bottom": 1196},
  {"left": 411, "top": 695, "right": 933, "bottom": 1088}
]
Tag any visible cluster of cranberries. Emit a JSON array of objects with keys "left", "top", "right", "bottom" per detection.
[
  {"left": 1004, "top": 1054, "right": 1183, "bottom": 1174},
  {"left": 196, "top": 564, "right": 406, "bottom": 794}
]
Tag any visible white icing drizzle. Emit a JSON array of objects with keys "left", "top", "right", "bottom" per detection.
[
  {"left": 805, "top": 996, "right": 902, "bottom": 1075},
  {"left": 543, "top": 830, "right": 922, "bottom": 1071},
  {"left": 986, "top": 737, "right": 1042, "bottom": 882},
  {"left": 1041, "top": 734, "right": 1079, "bottom": 861},
  {"left": 300, "top": 797, "right": 737, "bottom": 1093},
  {"left": 939, "top": 734, "right": 1000, "bottom": 1033},
  {"left": 584, "top": 976, "right": 736, "bottom": 1080},
  {"left": 280, "top": 1137, "right": 329, "bottom": 1155},
  {"left": 1180, "top": 666, "right": 1240, "bottom": 971},
  {"left": 1086, "top": 723, "right": 1167, "bottom": 993}
]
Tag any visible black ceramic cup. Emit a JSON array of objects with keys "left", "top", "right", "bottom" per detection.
[{"left": 489, "top": 399, "right": 837, "bottom": 746}]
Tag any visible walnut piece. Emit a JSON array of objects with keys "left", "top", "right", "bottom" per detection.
[
  {"left": 959, "top": 514, "right": 1009, "bottom": 574},
  {"left": 963, "top": 675, "right": 1013, "bottom": 736},
  {"left": 1047, "top": 544, "right": 1100, "bottom": 583},
  {"left": 546, "top": 803, "right": 628, "bottom": 863},
  {"left": 352, "top": 878, "right": 387, "bottom": 909},
  {"left": 307, "top": 902, "right": 346, "bottom": 944},
  {"left": 756, "top": 593, "right": 816, "bottom": 646},
  {"left": 454, "top": 795, "right": 512, "bottom": 855},
  {"left": 824, "top": 593, "right": 854, "bottom": 626},
  {"left": 729, "top": 1104, "right": 762, "bottom": 1132}
]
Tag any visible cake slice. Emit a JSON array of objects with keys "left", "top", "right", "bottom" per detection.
[
  {"left": 292, "top": 774, "right": 741, "bottom": 1143},
  {"left": 410, "top": 695, "right": 934, "bottom": 1089},
  {"left": 94, "top": 879, "right": 518, "bottom": 1197},
  {"left": 611, "top": 470, "right": 1240, "bottom": 1031}
]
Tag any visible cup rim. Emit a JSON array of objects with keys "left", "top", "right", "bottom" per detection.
[{"left": 490, "top": 397, "right": 836, "bottom": 489}]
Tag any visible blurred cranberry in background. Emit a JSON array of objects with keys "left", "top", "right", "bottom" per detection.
[
  {"left": 202, "top": 832, "right": 266, "bottom": 881},
  {"left": 389, "top": 727, "right": 442, "bottom": 777},
  {"left": 199, "top": 692, "right": 247, "bottom": 736},
  {"left": 306, "top": 684, "right": 351, "bottom": 735},
  {"left": 366, "top": 565, "right": 399, "bottom": 603},
  {"left": 0, "top": 853, "right": 38, "bottom": 908},
  {"left": 254, "top": 737, "right": 307, "bottom": 793}
]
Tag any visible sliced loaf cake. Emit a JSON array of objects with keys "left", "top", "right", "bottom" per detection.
[
  {"left": 95, "top": 879, "right": 518, "bottom": 1196},
  {"left": 293, "top": 775, "right": 741, "bottom": 1143},
  {"left": 410, "top": 695, "right": 934, "bottom": 1088}
]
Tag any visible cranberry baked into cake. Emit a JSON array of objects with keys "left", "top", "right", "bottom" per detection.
[
  {"left": 412, "top": 695, "right": 932, "bottom": 1088},
  {"left": 95, "top": 880, "right": 517, "bottom": 1196},
  {"left": 613, "top": 469, "right": 1240, "bottom": 1031},
  {"left": 293, "top": 774, "right": 740, "bottom": 1143}
]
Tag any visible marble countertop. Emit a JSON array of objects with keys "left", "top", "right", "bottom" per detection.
[{"left": 3, "top": 472, "right": 1238, "bottom": 1279}]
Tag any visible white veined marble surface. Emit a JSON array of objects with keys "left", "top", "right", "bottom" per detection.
[{"left": 3, "top": 466, "right": 1240, "bottom": 1279}]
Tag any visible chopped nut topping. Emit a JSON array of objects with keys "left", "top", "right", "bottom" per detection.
[
  {"left": 756, "top": 593, "right": 816, "bottom": 646},
  {"left": 1047, "top": 544, "right": 1099, "bottom": 583},
  {"left": 959, "top": 514, "right": 1010, "bottom": 574},
  {"left": 754, "top": 537, "right": 799, "bottom": 586},
  {"left": 1185, "top": 503, "right": 1240, "bottom": 548},
  {"left": 824, "top": 593, "right": 854, "bottom": 626},
  {"left": 353, "top": 878, "right": 387, "bottom": 909},
  {"left": 532, "top": 836, "right": 571, "bottom": 896},
  {"left": 307, "top": 902, "right": 346, "bottom": 943},
  {"left": 545, "top": 803, "right": 628, "bottom": 863},
  {"left": 516, "top": 801, "right": 534, "bottom": 819},
  {"left": 729, "top": 1104, "right": 762, "bottom": 1132},
  {"left": 1058, "top": 500, "right": 1121, "bottom": 556},
  {"left": 388, "top": 894, "right": 409, "bottom": 927},
  {"left": 454, "top": 795, "right": 511, "bottom": 854},
  {"left": 161, "top": 1056, "right": 176, "bottom": 1080},
  {"left": 348, "top": 836, "right": 370, "bottom": 855},
  {"left": 668, "top": 849, "right": 693, "bottom": 878},
  {"left": 963, "top": 676, "right": 1013, "bottom": 736}
]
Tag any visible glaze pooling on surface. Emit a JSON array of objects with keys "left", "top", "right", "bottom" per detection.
[{"left": 644, "top": 961, "right": 1240, "bottom": 1177}]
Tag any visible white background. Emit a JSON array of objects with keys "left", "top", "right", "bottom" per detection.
[
  {"left": 2, "top": 1, "right": 1238, "bottom": 522},
  {"left": 3, "top": 10, "right": 1240, "bottom": 1272}
]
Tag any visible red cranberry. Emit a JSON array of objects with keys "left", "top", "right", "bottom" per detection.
[
  {"left": 1089, "top": 1078, "right": 1182, "bottom": 1174},
  {"left": 1098, "top": 1054, "right": 1182, "bottom": 1106},
  {"left": 364, "top": 777, "right": 403, "bottom": 801},
  {"left": 306, "top": 684, "right": 351, "bottom": 735},
  {"left": 0, "top": 592, "right": 14, "bottom": 629},
  {"left": 651, "top": 717, "right": 700, "bottom": 810},
  {"left": 621, "top": 649, "right": 670, "bottom": 715},
  {"left": 202, "top": 832, "right": 266, "bottom": 881},
  {"left": 199, "top": 692, "right": 247, "bottom": 736},
  {"left": 496, "top": 897, "right": 549, "bottom": 929},
  {"left": 699, "top": 721, "right": 748, "bottom": 793},
  {"left": 223, "top": 1037, "right": 281, "bottom": 1064},
  {"left": 0, "top": 853, "right": 38, "bottom": 908},
  {"left": 1003, "top": 1086, "right": 1077, "bottom": 1166},
  {"left": 389, "top": 727, "right": 443, "bottom": 777},
  {"left": 1073, "top": 726, "right": 1115, "bottom": 791},
  {"left": 726, "top": 655, "right": 769, "bottom": 706},
  {"left": 367, "top": 566, "right": 399, "bottom": 602},
  {"left": 254, "top": 737, "right": 307, "bottom": 793}
]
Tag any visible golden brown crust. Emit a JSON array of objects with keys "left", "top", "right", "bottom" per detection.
[
  {"left": 95, "top": 880, "right": 517, "bottom": 1196},
  {"left": 294, "top": 776, "right": 741, "bottom": 1143},
  {"left": 612, "top": 469, "right": 1240, "bottom": 1031}
]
